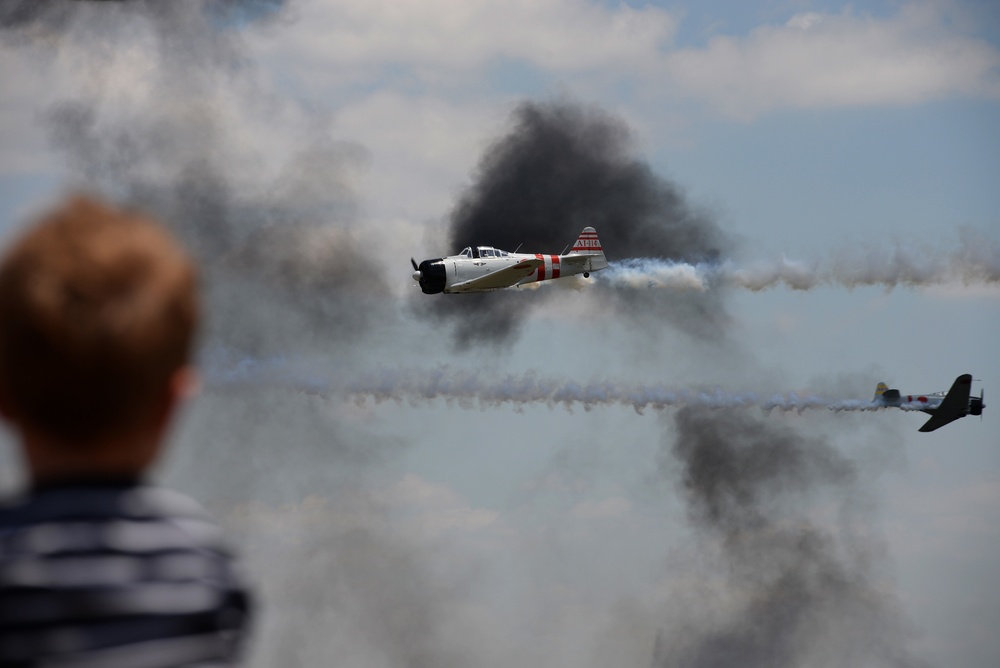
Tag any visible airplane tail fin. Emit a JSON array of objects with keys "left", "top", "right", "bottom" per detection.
[
  {"left": 568, "top": 227, "right": 608, "bottom": 271},
  {"left": 874, "top": 382, "right": 889, "bottom": 402}
]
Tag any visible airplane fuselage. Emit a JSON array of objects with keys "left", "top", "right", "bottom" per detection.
[
  {"left": 877, "top": 390, "right": 947, "bottom": 415},
  {"left": 415, "top": 251, "right": 590, "bottom": 294},
  {"left": 412, "top": 228, "right": 609, "bottom": 294},
  {"left": 874, "top": 374, "right": 985, "bottom": 431}
]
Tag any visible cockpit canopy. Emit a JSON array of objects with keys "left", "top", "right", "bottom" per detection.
[{"left": 458, "top": 246, "right": 511, "bottom": 259}]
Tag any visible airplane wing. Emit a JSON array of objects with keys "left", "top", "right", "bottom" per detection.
[
  {"left": 449, "top": 259, "right": 543, "bottom": 293},
  {"left": 918, "top": 373, "right": 973, "bottom": 432}
]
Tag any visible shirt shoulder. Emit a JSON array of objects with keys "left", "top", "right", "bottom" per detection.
[
  {"left": 0, "top": 484, "right": 234, "bottom": 556},
  {"left": 0, "top": 484, "right": 252, "bottom": 665}
]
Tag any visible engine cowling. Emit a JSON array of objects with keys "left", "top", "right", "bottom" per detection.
[{"left": 415, "top": 259, "right": 446, "bottom": 294}]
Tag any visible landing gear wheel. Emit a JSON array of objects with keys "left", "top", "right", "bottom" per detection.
[{"left": 583, "top": 272, "right": 590, "bottom": 278}]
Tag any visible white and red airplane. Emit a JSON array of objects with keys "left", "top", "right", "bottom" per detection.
[
  {"left": 874, "top": 374, "right": 986, "bottom": 432},
  {"left": 411, "top": 227, "right": 609, "bottom": 294}
]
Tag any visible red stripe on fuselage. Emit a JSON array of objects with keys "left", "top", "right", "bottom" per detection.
[
  {"left": 535, "top": 254, "right": 544, "bottom": 282},
  {"left": 551, "top": 254, "right": 560, "bottom": 279}
]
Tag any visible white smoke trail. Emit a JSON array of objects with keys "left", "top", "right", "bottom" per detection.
[
  {"left": 600, "top": 258, "right": 711, "bottom": 291},
  {"left": 601, "top": 232, "right": 1000, "bottom": 292},
  {"left": 345, "top": 367, "right": 888, "bottom": 415},
  {"left": 204, "top": 361, "right": 931, "bottom": 416}
]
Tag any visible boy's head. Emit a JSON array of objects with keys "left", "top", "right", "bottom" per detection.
[{"left": 0, "top": 194, "right": 198, "bottom": 451}]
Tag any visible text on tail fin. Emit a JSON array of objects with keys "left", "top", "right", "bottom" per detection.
[{"left": 571, "top": 227, "right": 602, "bottom": 253}]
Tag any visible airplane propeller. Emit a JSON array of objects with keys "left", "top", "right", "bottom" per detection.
[{"left": 411, "top": 257, "right": 419, "bottom": 271}]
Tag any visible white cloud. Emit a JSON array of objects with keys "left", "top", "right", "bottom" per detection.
[
  {"left": 570, "top": 496, "right": 632, "bottom": 520},
  {"left": 219, "top": 473, "right": 502, "bottom": 545},
  {"left": 4, "top": 0, "right": 1000, "bottom": 195},
  {"left": 378, "top": 473, "right": 501, "bottom": 537},
  {"left": 886, "top": 474, "right": 1000, "bottom": 559},
  {"left": 662, "top": 4, "right": 1000, "bottom": 119},
  {"left": 262, "top": 0, "right": 677, "bottom": 78},
  {"left": 248, "top": 0, "right": 1000, "bottom": 129},
  {"left": 381, "top": 472, "right": 463, "bottom": 509},
  {"left": 333, "top": 91, "right": 502, "bottom": 223},
  {"left": 0, "top": 46, "right": 62, "bottom": 177}
]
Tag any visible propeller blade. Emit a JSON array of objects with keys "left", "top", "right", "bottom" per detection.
[{"left": 411, "top": 257, "right": 419, "bottom": 271}]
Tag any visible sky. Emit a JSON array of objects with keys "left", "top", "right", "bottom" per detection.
[{"left": 1, "top": 1, "right": 998, "bottom": 666}]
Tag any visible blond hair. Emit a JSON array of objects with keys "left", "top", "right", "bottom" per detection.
[{"left": 0, "top": 194, "right": 198, "bottom": 442}]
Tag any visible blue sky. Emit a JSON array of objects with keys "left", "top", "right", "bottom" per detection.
[{"left": 1, "top": 1, "right": 998, "bottom": 666}]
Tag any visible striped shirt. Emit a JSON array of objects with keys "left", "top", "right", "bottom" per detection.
[{"left": 0, "top": 480, "right": 251, "bottom": 667}]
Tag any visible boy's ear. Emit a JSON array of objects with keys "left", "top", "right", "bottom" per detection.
[
  {"left": 170, "top": 366, "right": 200, "bottom": 403},
  {"left": 152, "top": 366, "right": 200, "bottom": 434}
]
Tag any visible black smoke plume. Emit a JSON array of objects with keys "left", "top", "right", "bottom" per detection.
[
  {"left": 449, "top": 102, "right": 725, "bottom": 257},
  {"left": 654, "top": 407, "right": 926, "bottom": 668},
  {"left": 420, "top": 99, "right": 731, "bottom": 349},
  {"left": 11, "top": 0, "right": 388, "bottom": 356}
]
